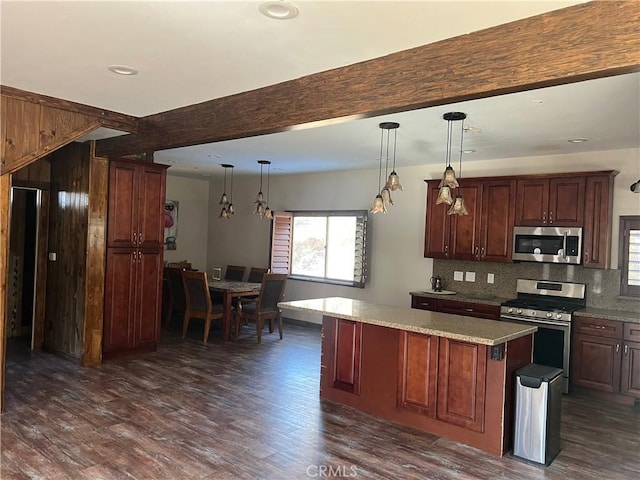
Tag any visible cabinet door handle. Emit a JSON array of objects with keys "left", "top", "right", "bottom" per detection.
[
  {"left": 474, "top": 246, "right": 479, "bottom": 259},
  {"left": 465, "top": 308, "right": 474, "bottom": 312},
  {"left": 549, "top": 211, "right": 553, "bottom": 224},
  {"left": 481, "top": 247, "right": 485, "bottom": 258},
  {"left": 133, "top": 232, "right": 137, "bottom": 244},
  {"left": 139, "top": 233, "right": 143, "bottom": 246},
  {"left": 445, "top": 245, "right": 449, "bottom": 258},
  {"left": 584, "top": 251, "right": 589, "bottom": 263},
  {"left": 616, "top": 344, "right": 620, "bottom": 353},
  {"left": 420, "top": 303, "right": 431, "bottom": 307},
  {"left": 624, "top": 344, "right": 629, "bottom": 355},
  {"left": 542, "top": 212, "right": 546, "bottom": 224}
]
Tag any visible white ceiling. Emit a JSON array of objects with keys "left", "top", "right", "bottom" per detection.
[{"left": 2, "top": 0, "right": 638, "bottom": 178}]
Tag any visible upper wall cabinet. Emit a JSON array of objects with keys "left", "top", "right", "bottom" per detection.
[
  {"left": 515, "top": 177, "right": 585, "bottom": 227},
  {"left": 107, "top": 160, "right": 167, "bottom": 249},
  {"left": 424, "top": 178, "right": 515, "bottom": 263},
  {"left": 424, "top": 171, "right": 617, "bottom": 268}
]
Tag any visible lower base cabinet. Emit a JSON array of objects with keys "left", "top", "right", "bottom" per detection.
[
  {"left": 571, "top": 317, "right": 640, "bottom": 399},
  {"left": 321, "top": 316, "right": 532, "bottom": 456}
]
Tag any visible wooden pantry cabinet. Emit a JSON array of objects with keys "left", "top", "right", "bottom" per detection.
[
  {"left": 424, "top": 178, "right": 515, "bottom": 263},
  {"left": 103, "top": 159, "right": 168, "bottom": 358},
  {"left": 571, "top": 316, "right": 640, "bottom": 399}
]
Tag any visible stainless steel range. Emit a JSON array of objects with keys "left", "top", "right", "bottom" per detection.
[{"left": 500, "top": 279, "right": 586, "bottom": 394}]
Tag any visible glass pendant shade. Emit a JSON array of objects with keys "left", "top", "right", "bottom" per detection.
[
  {"left": 381, "top": 186, "right": 393, "bottom": 206},
  {"left": 255, "top": 191, "right": 264, "bottom": 203},
  {"left": 219, "top": 193, "right": 228, "bottom": 205},
  {"left": 264, "top": 207, "right": 273, "bottom": 220},
  {"left": 436, "top": 185, "right": 453, "bottom": 205},
  {"left": 219, "top": 206, "right": 229, "bottom": 219},
  {"left": 227, "top": 203, "right": 235, "bottom": 216},
  {"left": 254, "top": 202, "right": 265, "bottom": 216},
  {"left": 386, "top": 171, "right": 403, "bottom": 191},
  {"left": 448, "top": 193, "right": 469, "bottom": 215},
  {"left": 370, "top": 194, "right": 386, "bottom": 214},
  {"left": 439, "top": 166, "right": 459, "bottom": 189}
]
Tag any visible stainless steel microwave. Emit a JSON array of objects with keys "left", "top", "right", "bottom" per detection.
[{"left": 513, "top": 226, "right": 582, "bottom": 264}]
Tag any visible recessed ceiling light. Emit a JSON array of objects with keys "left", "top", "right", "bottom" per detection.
[
  {"left": 108, "top": 65, "right": 138, "bottom": 76},
  {"left": 568, "top": 138, "right": 588, "bottom": 143},
  {"left": 259, "top": 1, "right": 299, "bottom": 20}
]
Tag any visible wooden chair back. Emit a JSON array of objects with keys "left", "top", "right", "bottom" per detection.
[
  {"left": 225, "top": 265, "right": 246, "bottom": 281},
  {"left": 181, "top": 270, "right": 223, "bottom": 344},
  {"left": 236, "top": 273, "right": 287, "bottom": 343},
  {"left": 164, "top": 267, "right": 187, "bottom": 326},
  {"left": 247, "top": 267, "right": 269, "bottom": 283}
]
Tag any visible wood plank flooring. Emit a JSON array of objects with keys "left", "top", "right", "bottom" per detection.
[{"left": 2, "top": 321, "right": 639, "bottom": 479}]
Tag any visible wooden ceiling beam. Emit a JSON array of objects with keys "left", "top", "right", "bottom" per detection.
[
  {"left": 1, "top": 85, "right": 139, "bottom": 134},
  {"left": 95, "top": 1, "right": 640, "bottom": 158}
]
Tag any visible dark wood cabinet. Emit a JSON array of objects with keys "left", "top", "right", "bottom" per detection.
[
  {"left": 103, "top": 159, "right": 168, "bottom": 358},
  {"left": 583, "top": 174, "right": 615, "bottom": 268},
  {"left": 436, "top": 337, "right": 486, "bottom": 432},
  {"left": 397, "top": 331, "right": 438, "bottom": 417},
  {"left": 572, "top": 316, "right": 640, "bottom": 399},
  {"left": 326, "top": 317, "right": 362, "bottom": 395},
  {"left": 411, "top": 294, "right": 500, "bottom": 321},
  {"left": 424, "top": 178, "right": 514, "bottom": 263},
  {"left": 515, "top": 177, "right": 585, "bottom": 227},
  {"left": 621, "top": 323, "right": 640, "bottom": 398},
  {"left": 107, "top": 161, "right": 166, "bottom": 249}
]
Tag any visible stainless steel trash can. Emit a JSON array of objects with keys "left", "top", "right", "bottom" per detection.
[{"left": 513, "top": 364, "right": 563, "bottom": 466}]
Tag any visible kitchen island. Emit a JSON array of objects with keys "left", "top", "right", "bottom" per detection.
[{"left": 278, "top": 297, "right": 536, "bottom": 456}]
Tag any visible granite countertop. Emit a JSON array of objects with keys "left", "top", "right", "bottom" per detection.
[
  {"left": 575, "top": 307, "right": 640, "bottom": 324},
  {"left": 278, "top": 297, "right": 536, "bottom": 346},
  {"left": 409, "top": 290, "right": 510, "bottom": 307}
]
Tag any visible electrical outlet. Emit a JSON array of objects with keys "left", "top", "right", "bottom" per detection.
[
  {"left": 487, "top": 273, "right": 495, "bottom": 284},
  {"left": 454, "top": 271, "right": 464, "bottom": 281},
  {"left": 465, "top": 271, "right": 476, "bottom": 282}
]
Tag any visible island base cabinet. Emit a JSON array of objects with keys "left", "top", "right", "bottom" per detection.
[
  {"left": 321, "top": 316, "right": 533, "bottom": 456},
  {"left": 436, "top": 338, "right": 487, "bottom": 433}
]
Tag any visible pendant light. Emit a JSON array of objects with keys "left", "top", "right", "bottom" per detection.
[
  {"left": 447, "top": 113, "right": 469, "bottom": 216},
  {"left": 382, "top": 122, "right": 402, "bottom": 192},
  {"left": 370, "top": 125, "right": 387, "bottom": 214},
  {"left": 264, "top": 161, "right": 274, "bottom": 220},
  {"left": 219, "top": 164, "right": 234, "bottom": 219},
  {"left": 436, "top": 112, "right": 466, "bottom": 205},
  {"left": 255, "top": 160, "right": 271, "bottom": 218}
]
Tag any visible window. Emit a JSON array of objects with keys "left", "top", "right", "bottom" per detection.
[
  {"left": 619, "top": 216, "right": 640, "bottom": 297},
  {"left": 270, "top": 211, "right": 368, "bottom": 288}
]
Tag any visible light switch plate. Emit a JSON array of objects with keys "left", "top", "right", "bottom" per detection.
[
  {"left": 487, "top": 273, "right": 495, "bottom": 284},
  {"left": 465, "top": 271, "right": 476, "bottom": 282},
  {"left": 454, "top": 271, "right": 464, "bottom": 281}
]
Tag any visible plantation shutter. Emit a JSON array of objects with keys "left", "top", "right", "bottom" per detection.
[
  {"left": 353, "top": 213, "right": 368, "bottom": 288},
  {"left": 270, "top": 211, "right": 292, "bottom": 274}
]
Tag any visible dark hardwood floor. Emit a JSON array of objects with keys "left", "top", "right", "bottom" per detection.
[{"left": 2, "top": 320, "right": 639, "bottom": 480}]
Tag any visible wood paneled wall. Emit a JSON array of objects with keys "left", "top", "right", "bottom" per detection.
[{"left": 44, "top": 143, "right": 91, "bottom": 360}]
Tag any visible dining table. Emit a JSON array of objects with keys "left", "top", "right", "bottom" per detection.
[{"left": 208, "top": 280, "right": 262, "bottom": 341}]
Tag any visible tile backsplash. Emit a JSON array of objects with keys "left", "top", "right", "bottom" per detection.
[{"left": 432, "top": 259, "right": 640, "bottom": 313}]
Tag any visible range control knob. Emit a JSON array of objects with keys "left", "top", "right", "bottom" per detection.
[
  {"left": 531, "top": 311, "right": 536, "bottom": 316},
  {"left": 517, "top": 308, "right": 523, "bottom": 314},
  {"left": 546, "top": 312, "right": 553, "bottom": 318},
  {"left": 507, "top": 307, "right": 514, "bottom": 314},
  {"left": 555, "top": 313, "right": 563, "bottom": 320}
]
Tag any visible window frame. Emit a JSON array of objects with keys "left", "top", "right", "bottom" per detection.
[
  {"left": 271, "top": 210, "right": 369, "bottom": 288},
  {"left": 618, "top": 215, "right": 640, "bottom": 298}
]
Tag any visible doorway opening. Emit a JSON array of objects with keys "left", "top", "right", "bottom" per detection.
[{"left": 8, "top": 187, "right": 40, "bottom": 353}]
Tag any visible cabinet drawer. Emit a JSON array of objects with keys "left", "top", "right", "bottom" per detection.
[
  {"left": 438, "top": 299, "right": 500, "bottom": 321},
  {"left": 411, "top": 295, "right": 439, "bottom": 312},
  {"left": 573, "top": 316, "right": 623, "bottom": 339},
  {"left": 624, "top": 323, "right": 640, "bottom": 342}
]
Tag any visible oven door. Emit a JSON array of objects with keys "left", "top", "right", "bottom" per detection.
[{"left": 501, "top": 314, "right": 571, "bottom": 394}]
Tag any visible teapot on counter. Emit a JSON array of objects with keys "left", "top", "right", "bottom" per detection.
[{"left": 430, "top": 275, "right": 444, "bottom": 292}]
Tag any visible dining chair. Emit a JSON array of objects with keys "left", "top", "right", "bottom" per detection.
[
  {"left": 164, "top": 267, "right": 187, "bottom": 328},
  {"left": 235, "top": 273, "right": 288, "bottom": 343},
  {"left": 247, "top": 267, "right": 269, "bottom": 283},
  {"left": 225, "top": 265, "right": 246, "bottom": 281},
  {"left": 181, "top": 270, "right": 223, "bottom": 344}
]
